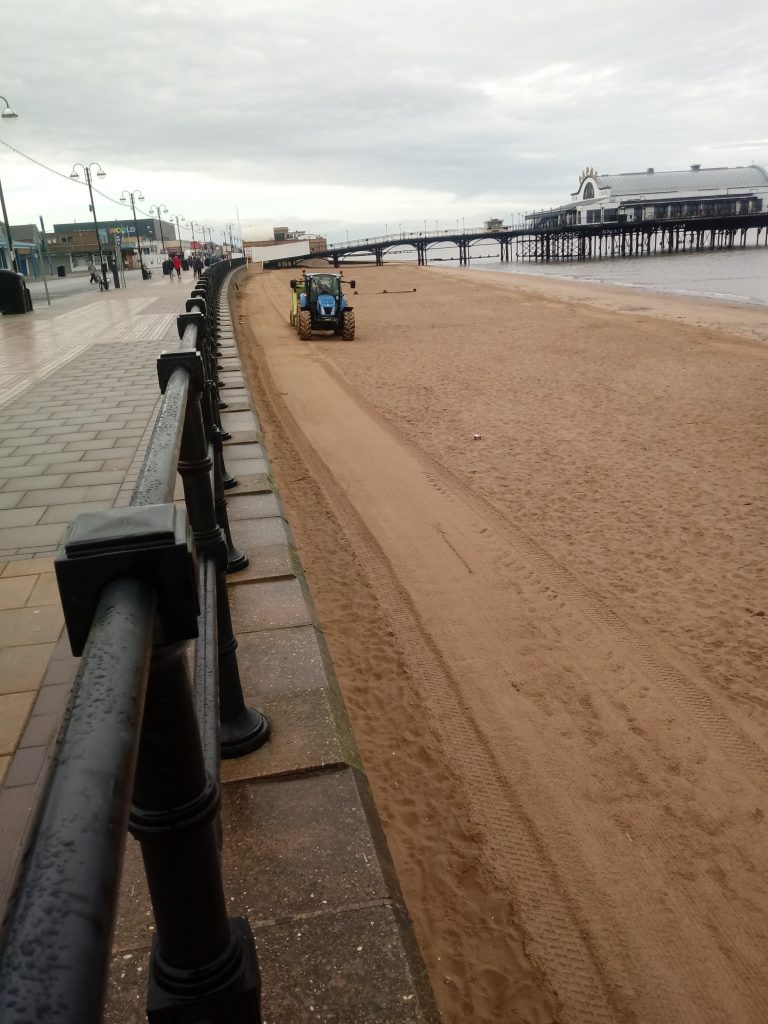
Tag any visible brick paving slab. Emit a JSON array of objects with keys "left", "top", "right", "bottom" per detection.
[
  {"left": 227, "top": 491, "right": 281, "bottom": 520},
  {"left": 0, "top": 274, "right": 189, "bottom": 906},
  {"left": 233, "top": 625, "right": 330, "bottom": 697},
  {"left": 0, "top": 276, "right": 184, "bottom": 559},
  {"left": 220, "top": 690, "right": 345, "bottom": 780},
  {"left": 225, "top": 429, "right": 260, "bottom": 445},
  {"left": 230, "top": 576, "right": 316, "bottom": 632},
  {"left": 223, "top": 455, "right": 269, "bottom": 477},
  {"left": 223, "top": 517, "right": 296, "bottom": 582}
]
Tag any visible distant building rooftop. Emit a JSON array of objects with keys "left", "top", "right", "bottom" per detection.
[{"left": 585, "top": 165, "right": 768, "bottom": 198}]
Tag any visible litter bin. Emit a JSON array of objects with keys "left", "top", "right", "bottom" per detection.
[
  {"left": 141, "top": 266, "right": 152, "bottom": 280},
  {"left": 57, "top": 265, "right": 66, "bottom": 278},
  {"left": 0, "top": 270, "right": 33, "bottom": 315}
]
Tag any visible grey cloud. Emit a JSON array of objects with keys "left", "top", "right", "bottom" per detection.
[{"left": 3, "top": 0, "right": 768, "bottom": 220}]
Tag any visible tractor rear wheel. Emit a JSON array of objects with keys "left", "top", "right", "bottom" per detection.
[
  {"left": 298, "top": 310, "right": 312, "bottom": 340},
  {"left": 341, "top": 310, "right": 356, "bottom": 340}
]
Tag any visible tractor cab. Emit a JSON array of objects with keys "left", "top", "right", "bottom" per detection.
[
  {"left": 301, "top": 273, "right": 344, "bottom": 324},
  {"left": 309, "top": 273, "right": 341, "bottom": 298}
]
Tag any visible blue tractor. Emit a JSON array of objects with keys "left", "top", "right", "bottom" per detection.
[{"left": 290, "top": 271, "right": 356, "bottom": 340}]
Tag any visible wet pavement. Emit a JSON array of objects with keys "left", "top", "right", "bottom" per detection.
[{"left": 0, "top": 268, "right": 189, "bottom": 903}]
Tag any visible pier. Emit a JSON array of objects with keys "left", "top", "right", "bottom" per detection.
[{"left": 264, "top": 212, "right": 768, "bottom": 270}]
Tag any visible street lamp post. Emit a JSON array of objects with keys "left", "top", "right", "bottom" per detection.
[
  {"left": 120, "top": 189, "right": 146, "bottom": 278},
  {"left": 0, "top": 95, "right": 19, "bottom": 272},
  {"left": 70, "top": 161, "right": 107, "bottom": 288},
  {"left": 173, "top": 214, "right": 185, "bottom": 256},
  {"left": 149, "top": 204, "right": 168, "bottom": 255}
]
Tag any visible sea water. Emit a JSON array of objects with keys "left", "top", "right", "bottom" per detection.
[
  {"left": 471, "top": 245, "right": 768, "bottom": 307},
  {"left": 346, "top": 232, "right": 768, "bottom": 306},
  {"left": 425, "top": 234, "right": 768, "bottom": 307}
]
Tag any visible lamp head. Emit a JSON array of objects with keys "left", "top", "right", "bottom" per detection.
[
  {"left": 70, "top": 169, "right": 80, "bottom": 179},
  {"left": 96, "top": 168, "right": 106, "bottom": 178},
  {"left": 1, "top": 106, "right": 18, "bottom": 120}
]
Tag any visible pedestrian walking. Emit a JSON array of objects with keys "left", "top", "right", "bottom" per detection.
[
  {"left": 192, "top": 255, "right": 203, "bottom": 279},
  {"left": 88, "top": 260, "right": 99, "bottom": 285},
  {"left": 172, "top": 254, "right": 182, "bottom": 280}
]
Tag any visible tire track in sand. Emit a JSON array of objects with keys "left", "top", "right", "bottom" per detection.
[
  {"left": 250, "top": 275, "right": 626, "bottom": 1021},
  {"left": 239, "top": 270, "right": 768, "bottom": 1024}
]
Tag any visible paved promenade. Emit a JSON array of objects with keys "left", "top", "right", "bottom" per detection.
[
  {"left": 0, "top": 270, "right": 191, "bottom": 900},
  {"left": 0, "top": 268, "right": 437, "bottom": 1023}
]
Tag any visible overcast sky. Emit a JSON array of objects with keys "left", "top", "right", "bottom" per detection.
[{"left": 3, "top": 0, "right": 767, "bottom": 243}]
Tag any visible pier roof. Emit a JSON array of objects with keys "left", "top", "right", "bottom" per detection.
[{"left": 594, "top": 165, "right": 768, "bottom": 196}]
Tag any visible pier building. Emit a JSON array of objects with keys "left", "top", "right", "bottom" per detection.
[{"left": 528, "top": 164, "right": 768, "bottom": 228}]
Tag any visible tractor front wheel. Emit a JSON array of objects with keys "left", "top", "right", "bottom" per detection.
[
  {"left": 341, "top": 310, "right": 356, "bottom": 340},
  {"left": 298, "top": 310, "right": 312, "bottom": 340}
]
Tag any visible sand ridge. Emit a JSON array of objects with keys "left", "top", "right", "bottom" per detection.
[{"left": 236, "top": 263, "right": 767, "bottom": 1024}]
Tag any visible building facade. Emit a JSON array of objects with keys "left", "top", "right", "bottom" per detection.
[
  {"left": 528, "top": 165, "right": 768, "bottom": 228},
  {"left": 0, "top": 224, "right": 50, "bottom": 275},
  {"left": 244, "top": 227, "right": 327, "bottom": 254},
  {"left": 52, "top": 217, "right": 176, "bottom": 246},
  {"left": 1, "top": 217, "right": 185, "bottom": 274},
  {"left": 47, "top": 218, "right": 182, "bottom": 273}
]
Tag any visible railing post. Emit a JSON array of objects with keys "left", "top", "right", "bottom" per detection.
[
  {"left": 55, "top": 504, "right": 262, "bottom": 1022},
  {"left": 210, "top": 420, "right": 248, "bottom": 570},
  {"left": 132, "top": 637, "right": 261, "bottom": 1023},
  {"left": 160, "top": 345, "right": 269, "bottom": 759},
  {"left": 180, "top": 305, "right": 236, "bottom": 477},
  {"left": 215, "top": 561, "right": 271, "bottom": 758}
]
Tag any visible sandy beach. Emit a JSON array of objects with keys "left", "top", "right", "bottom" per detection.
[{"left": 235, "top": 263, "right": 767, "bottom": 1024}]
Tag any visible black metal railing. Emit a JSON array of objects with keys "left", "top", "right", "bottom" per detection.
[{"left": 0, "top": 259, "right": 268, "bottom": 1024}]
